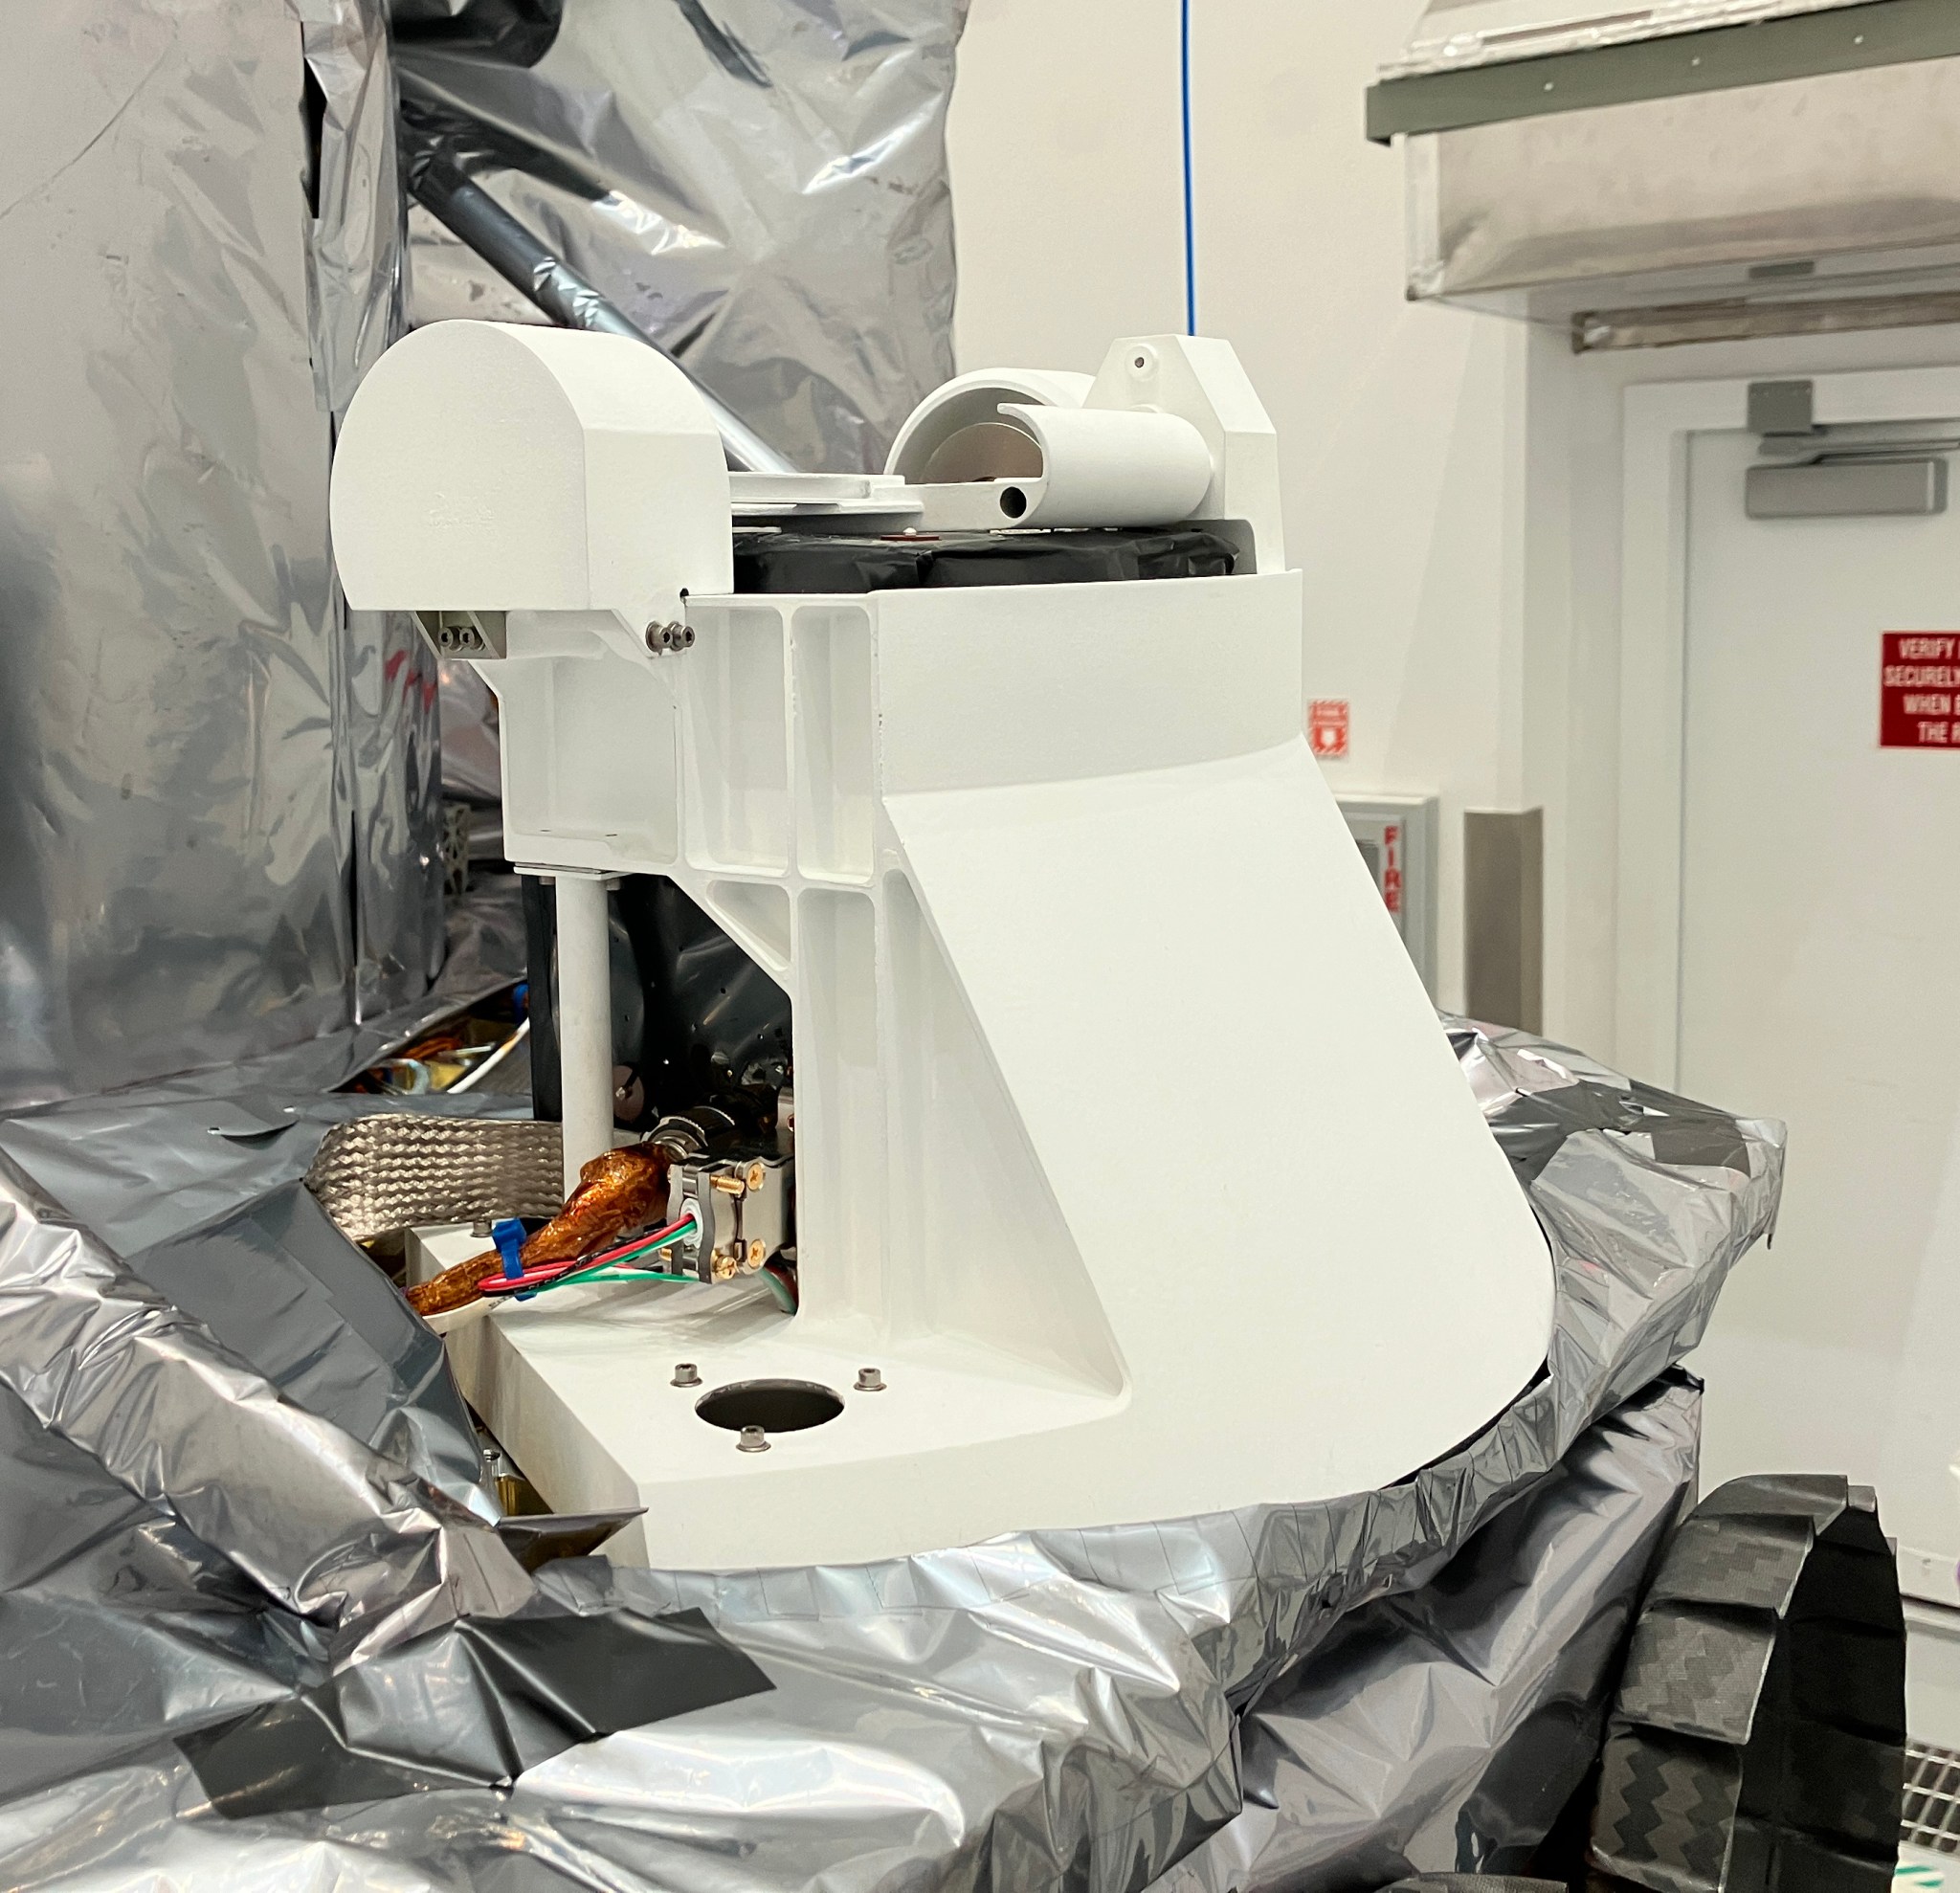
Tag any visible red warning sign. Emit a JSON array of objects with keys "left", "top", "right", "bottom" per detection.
[
  {"left": 1309, "top": 699, "right": 1349, "bottom": 761},
  {"left": 1882, "top": 634, "right": 1960, "bottom": 748}
]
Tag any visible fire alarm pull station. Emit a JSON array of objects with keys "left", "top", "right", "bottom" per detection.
[{"left": 1339, "top": 794, "right": 1439, "bottom": 997}]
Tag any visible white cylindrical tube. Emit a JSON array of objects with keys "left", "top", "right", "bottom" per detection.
[
  {"left": 995, "top": 403, "right": 1214, "bottom": 528},
  {"left": 553, "top": 872, "right": 614, "bottom": 1197},
  {"left": 882, "top": 368, "right": 1093, "bottom": 481}
]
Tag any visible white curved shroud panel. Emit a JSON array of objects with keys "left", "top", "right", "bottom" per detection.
[{"left": 434, "top": 573, "right": 1552, "bottom": 1570}]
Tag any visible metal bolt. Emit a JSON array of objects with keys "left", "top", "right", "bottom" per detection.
[
  {"left": 855, "top": 1367, "right": 886, "bottom": 1393},
  {"left": 744, "top": 1239, "right": 766, "bottom": 1272},
  {"left": 642, "top": 619, "right": 692, "bottom": 655},
  {"left": 746, "top": 1160, "right": 767, "bottom": 1191},
  {"left": 672, "top": 1363, "right": 701, "bottom": 1388},
  {"left": 737, "top": 1425, "right": 769, "bottom": 1453}
]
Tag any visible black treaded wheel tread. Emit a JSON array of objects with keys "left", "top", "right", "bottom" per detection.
[{"left": 1590, "top": 1474, "right": 1905, "bottom": 1893}]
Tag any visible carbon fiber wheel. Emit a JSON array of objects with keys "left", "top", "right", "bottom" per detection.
[{"left": 1591, "top": 1475, "right": 1905, "bottom": 1893}]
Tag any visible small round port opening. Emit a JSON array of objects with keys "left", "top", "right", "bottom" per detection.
[
  {"left": 998, "top": 484, "right": 1029, "bottom": 519},
  {"left": 695, "top": 1378, "right": 843, "bottom": 1435}
]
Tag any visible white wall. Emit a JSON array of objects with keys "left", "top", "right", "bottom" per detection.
[
  {"left": 1535, "top": 323, "right": 1960, "bottom": 1058},
  {"left": 948, "top": 0, "right": 1526, "bottom": 1015},
  {"left": 948, "top": 0, "right": 1960, "bottom": 1059},
  {"left": 947, "top": 0, "right": 1186, "bottom": 370}
]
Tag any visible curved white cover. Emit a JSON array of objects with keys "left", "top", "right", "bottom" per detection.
[
  {"left": 883, "top": 365, "right": 1092, "bottom": 480},
  {"left": 330, "top": 322, "right": 731, "bottom": 627}
]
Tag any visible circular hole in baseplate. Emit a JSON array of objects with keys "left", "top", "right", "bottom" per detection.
[
  {"left": 695, "top": 1379, "right": 843, "bottom": 1436},
  {"left": 998, "top": 484, "right": 1029, "bottom": 519}
]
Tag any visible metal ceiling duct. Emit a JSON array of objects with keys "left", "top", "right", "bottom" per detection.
[{"left": 1369, "top": 0, "right": 1960, "bottom": 347}]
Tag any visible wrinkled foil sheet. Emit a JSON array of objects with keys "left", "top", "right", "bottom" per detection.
[
  {"left": 0, "top": 875, "right": 529, "bottom": 1262},
  {"left": 393, "top": 0, "right": 967, "bottom": 475},
  {"left": 310, "top": 0, "right": 450, "bottom": 1016},
  {"left": 0, "top": 0, "right": 440, "bottom": 1112},
  {"left": 1161, "top": 1379, "right": 1703, "bottom": 1893},
  {"left": 0, "top": 1003, "right": 1781, "bottom": 1888},
  {"left": 132, "top": 1178, "right": 495, "bottom": 1515}
]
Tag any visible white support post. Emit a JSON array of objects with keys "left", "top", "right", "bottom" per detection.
[{"left": 553, "top": 872, "right": 614, "bottom": 1197}]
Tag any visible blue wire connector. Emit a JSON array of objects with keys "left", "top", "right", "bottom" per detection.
[{"left": 492, "top": 1217, "right": 527, "bottom": 1281}]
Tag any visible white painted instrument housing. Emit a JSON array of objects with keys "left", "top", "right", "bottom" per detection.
[{"left": 332, "top": 323, "right": 1553, "bottom": 1570}]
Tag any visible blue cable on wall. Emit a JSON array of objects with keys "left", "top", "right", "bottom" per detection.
[{"left": 1181, "top": 0, "right": 1196, "bottom": 333}]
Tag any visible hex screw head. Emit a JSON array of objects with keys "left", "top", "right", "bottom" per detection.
[
  {"left": 672, "top": 1362, "right": 702, "bottom": 1388},
  {"left": 855, "top": 1367, "right": 886, "bottom": 1393},
  {"left": 737, "top": 1424, "right": 769, "bottom": 1453}
]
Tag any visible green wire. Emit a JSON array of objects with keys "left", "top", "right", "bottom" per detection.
[
  {"left": 500, "top": 1216, "right": 720, "bottom": 1298},
  {"left": 607, "top": 1238, "right": 693, "bottom": 1269},
  {"left": 518, "top": 1264, "right": 696, "bottom": 1297},
  {"left": 526, "top": 1228, "right": 701, "bottom": 1295},
  {"left": 535, "top": 1220, "right": 699, "bottom": 1290},
  {"left": 603, "top": 1231, "right": 695, "bottom": 1270}
]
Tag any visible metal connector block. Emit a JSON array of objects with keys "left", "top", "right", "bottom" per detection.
[{"left": 671, "top": 1157, "right": 792, "bottom": 1282}]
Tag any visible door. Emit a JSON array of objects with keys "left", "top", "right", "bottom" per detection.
[{"left": 1676, "top": 410, "right": 1960, "bottom": 1604}]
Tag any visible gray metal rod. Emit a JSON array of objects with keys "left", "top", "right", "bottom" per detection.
[{"left": 409, "top": 152, "right": 796, "bottom": 477}]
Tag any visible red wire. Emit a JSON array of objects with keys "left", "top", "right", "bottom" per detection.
[
  {"left": 478, "top": 1258, "right": 576, "bottom": 1296},
  {"left": 579, "top": 1214, "right": 697, "bottom": 1271},
  {"left": 477, "top": 1214, "right": 698, "bottom": 1297}
]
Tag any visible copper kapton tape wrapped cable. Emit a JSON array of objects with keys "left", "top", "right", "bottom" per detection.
[{"left": 405, "top": 1145, "right": 672, "bottom": 1317}]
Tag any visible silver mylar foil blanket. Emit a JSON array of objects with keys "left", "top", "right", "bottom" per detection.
[
  {"left": 0, "top": 0, "right": 968, "bottom": 1116},
  {"left": 392, "top": 0, "right": 968, "bottom": 475},
  {"left": 0, "top": 0, "right": 442, "bottom": 1113},
  {"left": 0, "top": 944, "right": 1783, "bottom": 1888}
]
